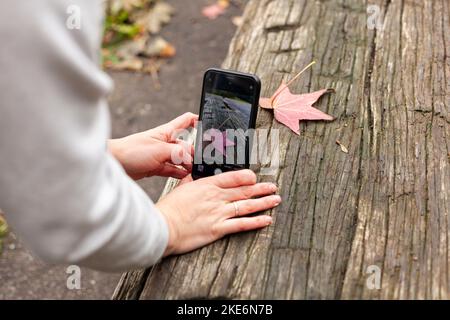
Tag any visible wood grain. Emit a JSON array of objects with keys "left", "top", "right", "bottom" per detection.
[{"left": 114, "top": 0, "right": 449, "bottom": 299}]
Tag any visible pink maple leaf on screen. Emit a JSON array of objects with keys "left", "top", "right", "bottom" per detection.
[
  {"left": 259, "top": 61, "right": 335, "bottom": 135},
  {"left": 204, "top": 129, "right": 235, "bottom": 156}
]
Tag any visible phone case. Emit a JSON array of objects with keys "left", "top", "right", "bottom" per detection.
[{"left": 192, "top": 68, "right": 261, "bottom": 180}]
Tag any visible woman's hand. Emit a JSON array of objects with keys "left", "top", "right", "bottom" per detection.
[
  {"left": 108, "top": 113, "right": 197, "bottom": 180},
  {"left": 157, "top": 169, "right": 280, "bottom": 257}
]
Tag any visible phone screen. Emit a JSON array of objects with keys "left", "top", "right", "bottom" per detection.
[{"left": 193, "top": 69, "right": 260, "bottom": 178}]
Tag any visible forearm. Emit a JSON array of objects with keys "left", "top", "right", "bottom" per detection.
[
  {"left": 0, "top": 0, "right": 168, "bottom": 272},
  {"left": 64, "top": 154, "right": 169, "bottom": 272}
]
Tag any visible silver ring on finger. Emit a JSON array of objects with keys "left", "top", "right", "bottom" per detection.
[{"left": 233, "top": 202, "right": 240, "bottom": 217}]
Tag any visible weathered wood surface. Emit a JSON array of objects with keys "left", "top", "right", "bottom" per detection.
[{"left": 114, "top": 0, "right": 449, "bottom": 299}]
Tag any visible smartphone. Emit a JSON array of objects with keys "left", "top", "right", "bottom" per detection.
[{"left": 192, "top": 68, "right": 261, "bottom": 180}]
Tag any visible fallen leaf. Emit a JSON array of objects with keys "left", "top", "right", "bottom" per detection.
[
  {"left": 116, "top": 37, "right": 147, "bottom": 60},
  {"left": 336, "top": 140, "right": 349, "bottom": 154},
  {"left": 202, "top": 0, "right": 230, "bottom": 20},
  {"left": 135, "top": 1, "right": 174, "bottom": 34},
  {"left": 0, "top": 213, "right": 8, "bottom": 256},
  {"left": 232, "top": 16, "right": 244, "bottom": 27},
  {"left": 0, "top": 214, "right": 7, "bottom": 238},
  {"left": 144, "top": 36, "right": 176, "bottom": 58},
  {"left": 103, "top": 1, "right": 176, "bottom": 75},
  {"left": 109, "top": 0, "right": 148, "bottom": 13},
  {"left": 108, "top": 57, "right": 144, "bottom": 71},
  {"left": 259, "top": 62, "right": 334, "bottom": 135},
  {"left": 218, "top": 0, "right": 231, "bottom": 9},
  {"left": 202, "top": 4, "right": 225, "bottom": 20}
]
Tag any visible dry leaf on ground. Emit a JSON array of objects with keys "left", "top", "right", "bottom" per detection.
[
  {"left": 0, "top": 212, "right": 8, "bottom": 255},
  {"left": 202, "top": 0, "right": 230, "bottom": 20},
  {"left": 134, "top": 1, "right": 174, "bottom": 34},
  {"left": 231, "top": 16, "right": 244, "bottom": 27},
  {"left": 103, "top": 0, "right": 176, "bottom": 74},
  {"left": 145, "top": 37, "right": 176, "bottom": 58},
  {"left": 116, "top": 37, "right": 147, "bottom": 59},
  {"left": 106, "top": 57, "right": 144, "bottom": 71},
  {"left": 109, "top": 0, "right": 149, "bottom": 13}
]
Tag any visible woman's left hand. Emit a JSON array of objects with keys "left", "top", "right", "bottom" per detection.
[{"left": 108, "top": 112, "right": 198, "bottom": 180}]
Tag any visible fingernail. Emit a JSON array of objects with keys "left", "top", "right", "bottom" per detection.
[
  {"left": 270, "top": 184, "right": 278, "bottom": 192},
  {"left": 264, "top": 216, "right": 273, "bottom": 225},
  {"left": 273, "top": 195, "right": 282, "bottom": 205}
]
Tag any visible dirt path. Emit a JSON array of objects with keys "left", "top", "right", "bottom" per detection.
[{"left": 0, "top": 0, "right": 242, "bottom": 299}]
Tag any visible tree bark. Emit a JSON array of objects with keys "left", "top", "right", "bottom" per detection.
[{"left": 114, "top": 0, "right": 449, "bottom": 299}]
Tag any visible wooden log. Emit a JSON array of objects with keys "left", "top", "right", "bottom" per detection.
[{"left": 113, "top": 0, "right": 449, "bottom": 299}]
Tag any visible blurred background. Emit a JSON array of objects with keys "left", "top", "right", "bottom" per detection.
[{"left": 0, "top": 0, "right": 245, "bottom": 299}]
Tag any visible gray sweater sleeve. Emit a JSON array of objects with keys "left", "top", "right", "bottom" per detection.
[{"left": 0, "top": 0, "right": 169, "bottom": 272}]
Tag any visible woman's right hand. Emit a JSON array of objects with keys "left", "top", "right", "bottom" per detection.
[{"left": 156, "top": 169, "right": 280, "bottom": 257}]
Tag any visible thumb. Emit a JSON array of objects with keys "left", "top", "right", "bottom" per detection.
[
  {"left": 166, "top": 112, "right": 198, "bottom": 132},
  {"left": 166, "top": 142, "right": 192, "bottom": 166}
]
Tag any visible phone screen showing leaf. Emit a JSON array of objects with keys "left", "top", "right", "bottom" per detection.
[{"left": 193, "top": 70, "right": 259, "bottom": 178}]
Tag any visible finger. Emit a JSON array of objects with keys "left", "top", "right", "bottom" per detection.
[
  {"left": 164, "top": 143, "right": 193, "bottom": 168},
  {"left": 150, "top": 113, "right": 198, "bottom": 143},
  {"left": 176, "top": 139, "right": 194, "bottom": 156},
  {"left": 223, "top": 183, "right": 277, "bottom": 202},
  {"left": 204, "top": 169, "right": 257, "bottom": 189},
  {"left": 166, "top": 112, "right": 198, "bottom": 132},
  {"left": 177, "top": 174, "right": 194, "bottom": 186},
  {"left": 225, "top": 195, "right": 281, "bottom": 218},
  {"left": 177, "top": 161, "right": 192, "bottom": 173},
  {"left": 215, "top": 215, "right": 273, "bottom": 237},
  {"left": 157, "top": 164, "right": 190, "bottom": 179},
  {"left": 173, "top": 140, "right": 194, "bottom": 171}
]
